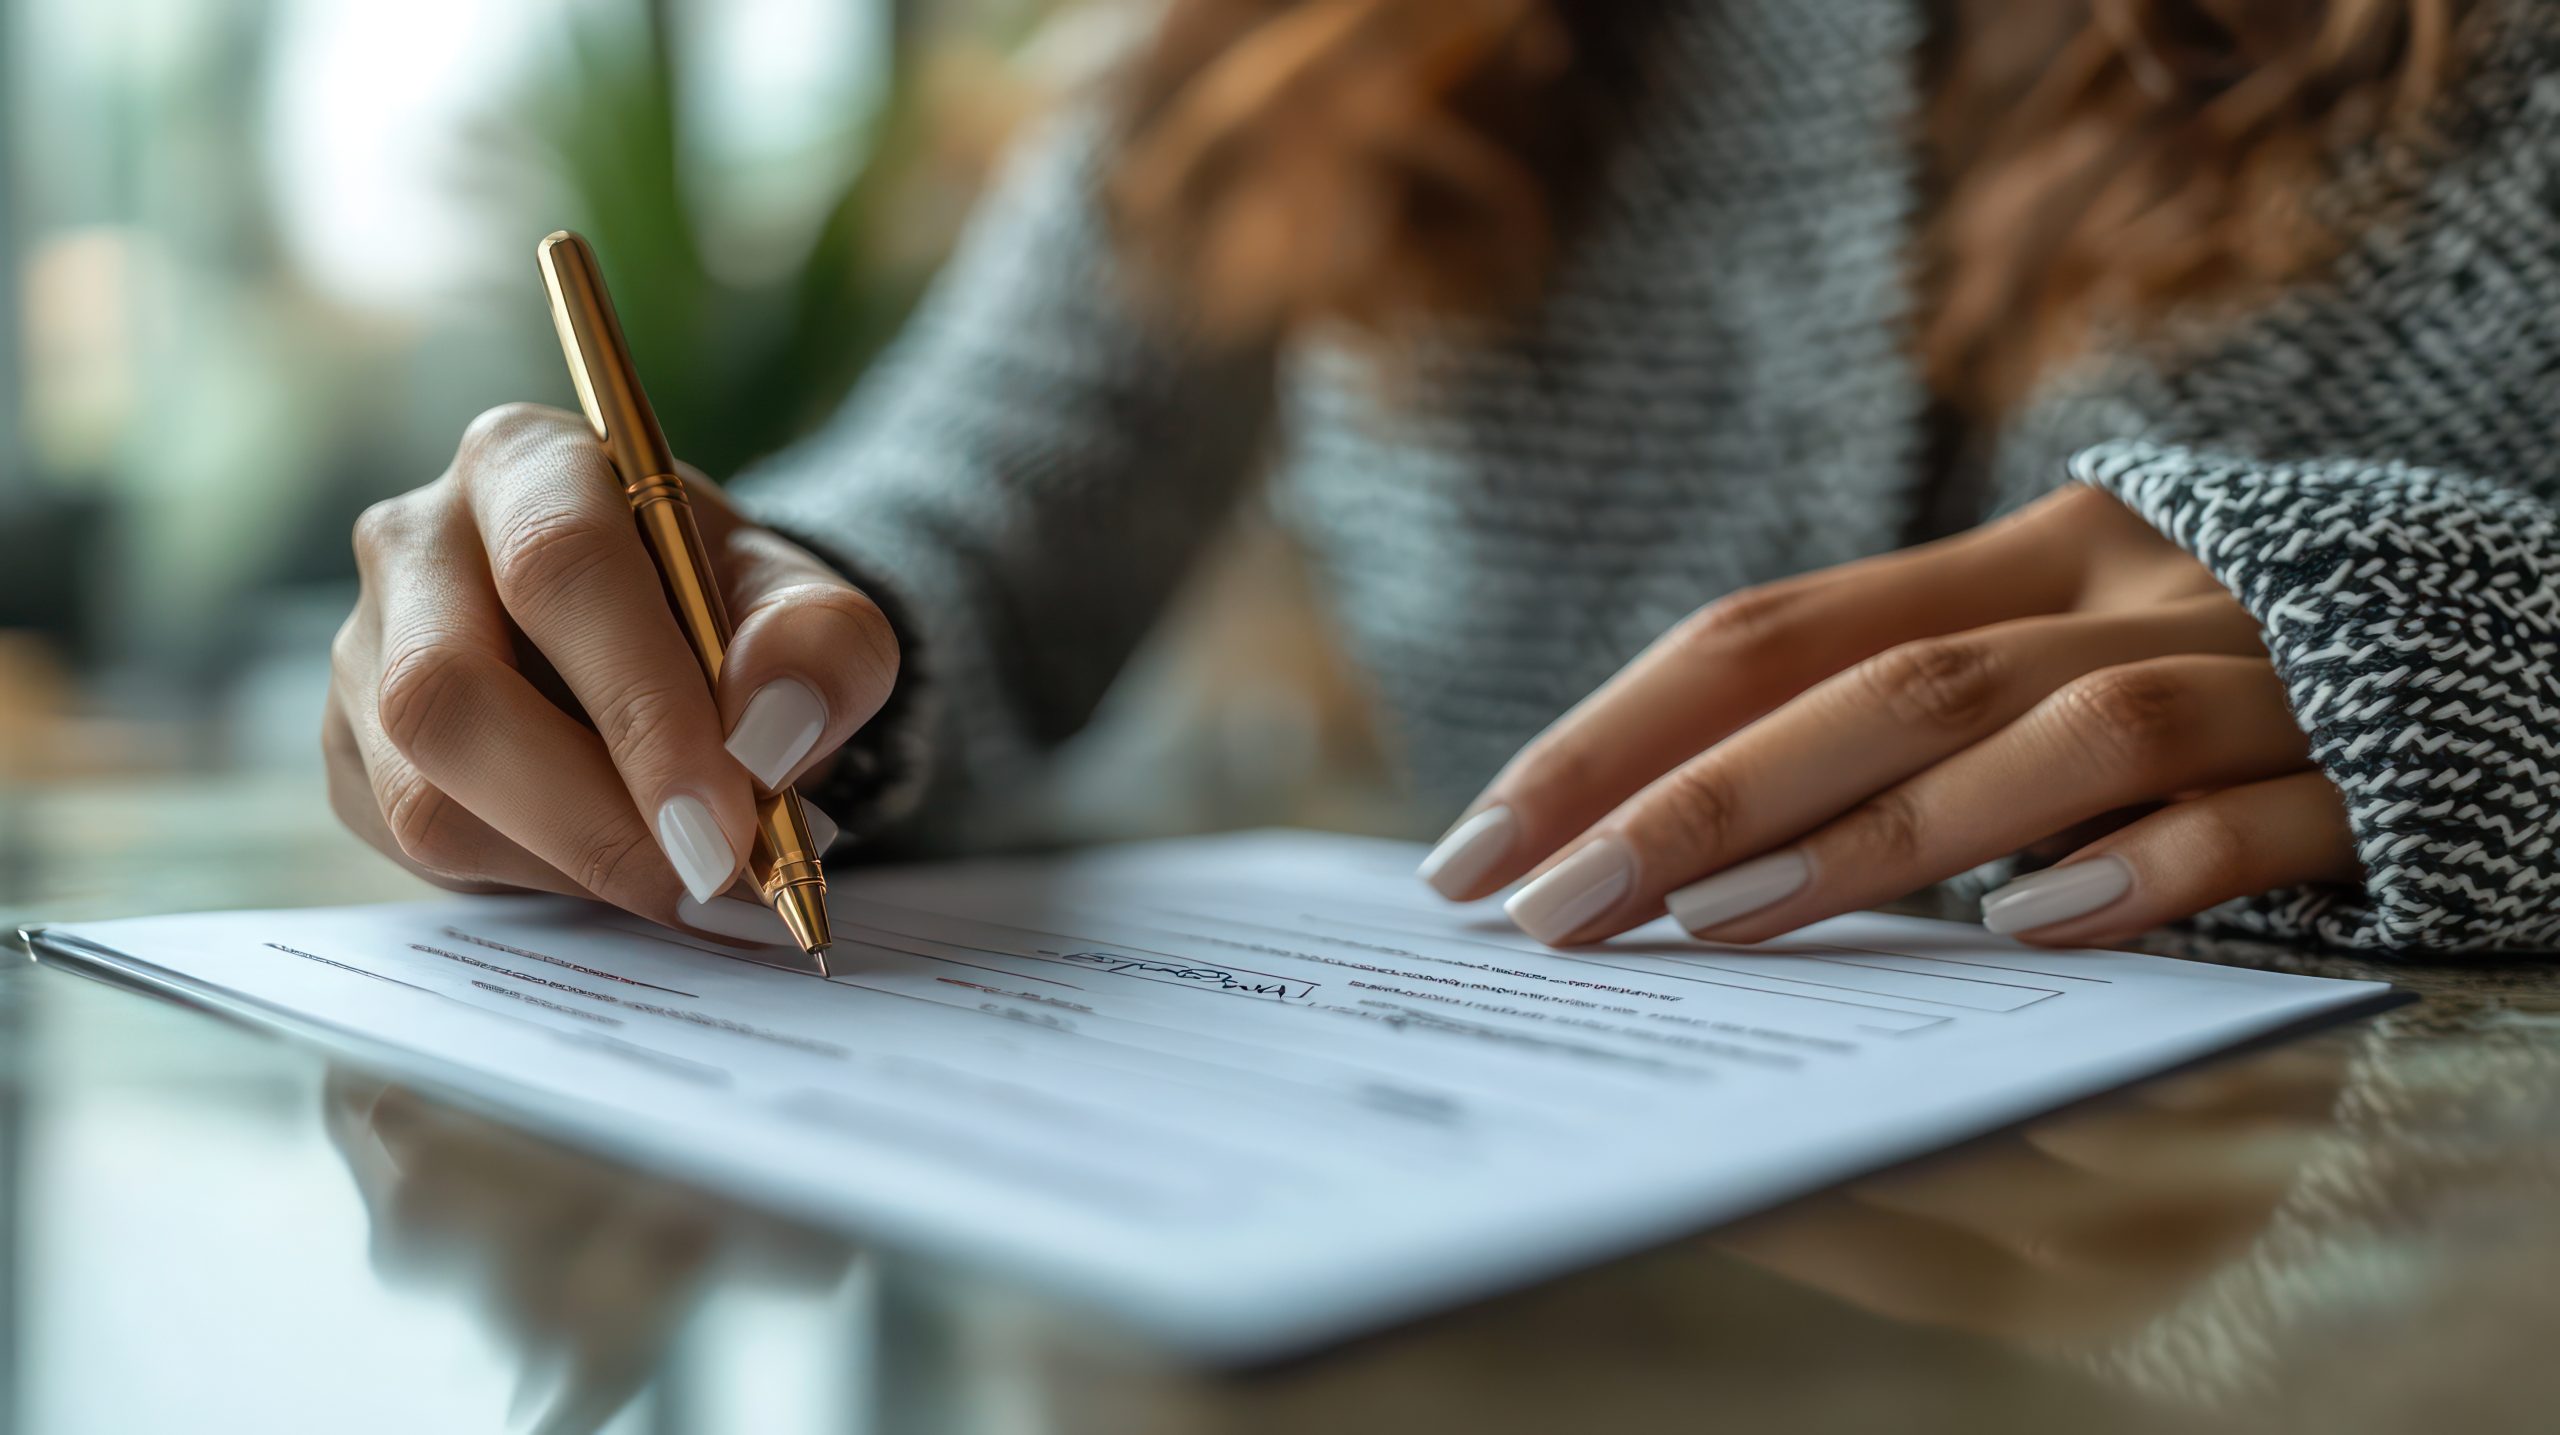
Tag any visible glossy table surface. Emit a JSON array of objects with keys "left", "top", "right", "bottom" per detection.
[{"left": 9, "top": 771, "right": 2560, "bottom": 1434}]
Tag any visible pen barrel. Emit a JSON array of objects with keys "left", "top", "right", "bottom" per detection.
[
  {"left": 625, "top": 472, "right": 827, "bottom": 916},
  {"left": 628, "top": 473, "right": 734, "bottom": 680},
  {"left": 545, "top": 228, "right": 828, "bottom": 953}
]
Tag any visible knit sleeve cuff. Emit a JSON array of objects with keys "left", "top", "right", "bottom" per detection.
[{"left": 2071, "top": 439, "right": 2560, "bottom": 953}]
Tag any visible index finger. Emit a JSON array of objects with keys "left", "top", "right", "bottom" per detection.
[{"left": 456, "top": 404, "right": 759, "bottom": 905}]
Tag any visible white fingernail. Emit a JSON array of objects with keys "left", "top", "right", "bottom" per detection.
[
  {"left": 1981, "top": 856, "right": 2134, "bottom": 936},
  {"left": 655, "top": 795, "right": 736, "bottom": 906},
  {"left": 725, "top": 679, "right": 827, "bottom": 789},
  {"left": 677, "top": 895, "right": 789, "bottom": 944},
  {"left": 804, "top": 801, "right": 840, "bottom": 851},
  {"left": 1418, "top": 806, "right": 1516, "bottom": 898},
  {"left": 1668, "top": 849, "right": 1811, "bottom": 934},
  {"left": 1503, "top": 838, "right": 1634, "bottom": 945}
]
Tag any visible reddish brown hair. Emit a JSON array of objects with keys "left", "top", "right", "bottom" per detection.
[{"left": 1111, "top": 0, "right": 2469, "bottom": 416}]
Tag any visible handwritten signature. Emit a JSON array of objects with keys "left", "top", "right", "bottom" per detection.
[{"left": 1040, "top": 949, "right": 1308, "bottom": 1000}]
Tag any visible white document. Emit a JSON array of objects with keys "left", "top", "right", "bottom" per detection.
[{"left": 30, "top": 829, "right": 2393, "bottom": 1361}]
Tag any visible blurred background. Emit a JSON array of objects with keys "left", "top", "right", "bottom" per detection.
[
  {"left": 0, "top": 0, "right": 1394, "bottom": 927},
  {"left": 0, "top": 10, "right": 1388, "bottom": 1424}
]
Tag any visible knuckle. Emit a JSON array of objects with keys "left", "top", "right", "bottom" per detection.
[
  {"left": 375, "top": 639, "right": 487, "bottom": 758},
  {"left": 351, "top": 496, "right": 411, "bottom": 563},
  {"left": 458, "top": 401, "right": 561, "bottom": 465},
  {"left": 2054, "top": 665, "right": 2191, "bottom": 771},
  {"left": 1508, "top": 728, "right": 1605, "bottom": 813},
  {"left": 328, "top": 614, "right": 366, "bottom": 678},
  {"left": 488, "top": 507, "right": 620, "bottom": 607},
  {"left": 589, "top": 674, "right": 698, "bottom": 761},
  {"left": 1640, "top": 762, "right": 1740, "bottom": 860},
  {"left": 1677, "top": 584, "right": 1799, "bottom": 659},
  {"left": 324, "top": 739, "right": 372, "bottom": 830},
  {"left": 377, "top": 768, "right": 477, "bottom": 876},
  {"left": 573, "top": 827, "right": 662, "bottom": 902},
  {"left": 321, "top": 700, "right": 358, "bottom": 766},
  {"left": 1857, "top": 638, "right": 2005, "bottom": 732},
  {"left": 2178, "top": 802, "right": 2251, "bottom": 882},
  {"left": 1847, "top": 789, "right": 1930, "bottom": 868}
]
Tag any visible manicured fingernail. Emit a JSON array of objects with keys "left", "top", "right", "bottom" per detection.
[
  {"left": 1418, "top": 806, "right": 1516, "bottom": 898},
  {"left": 1668, "top": 849, "right": 1810, "bottom": 934},
  {"left": 655, "top": 794, "right": 736, "bottom": 906},
  {"left": 676, "top": 895, "right": 789, "bottom": 944},
  {"left": 1504, "top": 837, "right": 1634, "bottom": 945},
  {"left": 1981, "top": 856, "right": 2134, "bottom": 936},
  {"left": 725, "top": 679, "right": 827, "bottom": 789},
  {"left": 804, "top": 801, "right": 840, "bottom": 851}
]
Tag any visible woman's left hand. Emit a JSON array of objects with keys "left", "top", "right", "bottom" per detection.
[{"left": 1422, "top": 485, "right": 2361, "bottom": 948}]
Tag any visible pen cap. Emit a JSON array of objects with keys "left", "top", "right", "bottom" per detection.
[{"left": 537, "top": 230, "right": 679, "bottom": 481}]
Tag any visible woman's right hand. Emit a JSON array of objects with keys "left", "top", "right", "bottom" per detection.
[{"left": 325, "top": 403, "right": 900, "bottom": 932}]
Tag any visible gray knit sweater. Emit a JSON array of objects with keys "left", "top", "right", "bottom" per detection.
[{"left": 743, "top": 0, "right": 2560, "bottom": 956}]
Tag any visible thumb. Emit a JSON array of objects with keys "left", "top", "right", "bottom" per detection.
[{"left": 706, "top": 515, "right": 901, "bottom": 793}]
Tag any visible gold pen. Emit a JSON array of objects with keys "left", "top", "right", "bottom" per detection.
[{"left": 537, "top": 230, "right": 834, "bottom": 973}]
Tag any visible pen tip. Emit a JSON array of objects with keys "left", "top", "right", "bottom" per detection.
[{"left": 811, "top": 947, "right": 832, "bottom": 979}]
